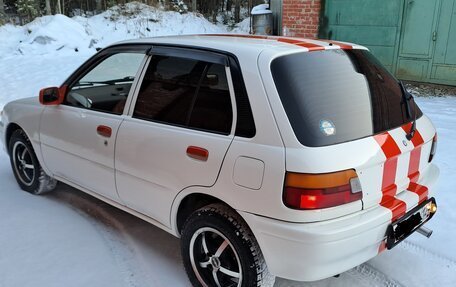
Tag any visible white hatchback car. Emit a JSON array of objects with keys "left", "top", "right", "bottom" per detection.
[{"left": 1, "top": 35, "right": 438, "bottom": 286}]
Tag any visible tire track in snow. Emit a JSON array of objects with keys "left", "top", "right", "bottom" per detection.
[
  {"left": 275, "top": 262, "right": 406, "bottom": 287},
  {"left": 51, "top": 188, "right": 149, "bottom": 287},
  {"left": 348, "top": 263, "right": 406, "bottom": 287},
  {"left": 400, "top": 240, "right": 456, "bottom": 266}
]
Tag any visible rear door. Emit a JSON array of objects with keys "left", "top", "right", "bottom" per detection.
[{"left": 115, "top": 47, "right": 236, "bottom": 226}]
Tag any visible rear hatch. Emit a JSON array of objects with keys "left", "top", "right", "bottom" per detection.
[{"left": 260, "top": 47, "right": 437, "bottom": 221}]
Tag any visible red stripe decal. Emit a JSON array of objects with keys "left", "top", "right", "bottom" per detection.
[
  {"left": 277, "top": 38, "right": 303, "bottom": 44},
  {"left": 378, "top": 240, "right": 387, "bottom": 253},
  {"left": 374, "top": 121, "right": 430, "bottom": 253},
  {"left": 382, "top": 157, "right": 398, "bottom": 197},
  {"left": 402, "top": 126, "right": 429, "bottom": 203},
  {"left": 381, "top": 196, "right": 407, "bottom": 222},
  {"left": 408, "top": 147, "right": 421, "bottom": 182},
  {"left": 203, "top": 34, "right": 269, "bottom": 40},
  {"left": 295, "top": 42, "right": 326, "bottom": 51},
  {"left": 374, "top": 132, "right": 407, "bottom": 224},
  {"left": 402, "top": 123, "right": 424, "bottom": 147},
  {"left": 277, "top": 38, "right": 326, "bottom": 51},
  {"left": 374, "top": 133, "right": 401, "bottom": 158},
  {"left": 408, "top": 182, "right": 428, "bottom": 203},
  {"left": 201, "top": 34, "right": 337, "bottom": 52}
]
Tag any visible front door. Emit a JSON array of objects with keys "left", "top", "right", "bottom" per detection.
[
  {"left": 115, "top": 48, "right": 236, "bottom": 226},
  {"left": 40, "top": 50, "right": 147, "bottom": 201}
]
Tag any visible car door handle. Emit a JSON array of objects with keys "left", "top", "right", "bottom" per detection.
[
  {"left": 186, "top": 146, "right": 209, "bottom": 161},
  {"left": 97, "top": 125, "right": 112, "bottom": 138}
]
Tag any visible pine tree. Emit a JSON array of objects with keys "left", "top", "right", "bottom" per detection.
[{"left": 16, "top": 0, "right": 38, "bottom": 22}]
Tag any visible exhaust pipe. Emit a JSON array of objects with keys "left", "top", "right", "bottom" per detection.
[{"left": 417, "top": 226, "right": 433, "bottom": 238}]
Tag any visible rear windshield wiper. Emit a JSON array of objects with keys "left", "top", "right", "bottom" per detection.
[{"left": 399, "top": 81, "right": 417, "bottom": 140}]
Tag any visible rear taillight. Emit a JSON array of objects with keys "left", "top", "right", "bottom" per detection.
[
  {"left": 429, "top": 133, "right": 437, "bottom": 162},
  {"left": 283, "top": 169, "right": 363, "bottom": 210}
]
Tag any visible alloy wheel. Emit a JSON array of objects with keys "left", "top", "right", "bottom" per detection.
[
  {"left": 189, "top": 227, "right": 242, "bottom": 287},
  {"left": 12, "top": 141, "right": 35, "bottom": 187}
]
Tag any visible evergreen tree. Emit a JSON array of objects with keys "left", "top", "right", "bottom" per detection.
[{"left": 16, "top": 0, "right": 38, "bottom": 22}]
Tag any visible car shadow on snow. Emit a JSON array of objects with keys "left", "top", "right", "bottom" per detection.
[{"left": 44, "top": 182, "right": 398, "bottom": 287}]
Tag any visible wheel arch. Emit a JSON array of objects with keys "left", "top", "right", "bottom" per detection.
[
  {"left": 173, "top": 191, "right": 251, "bottom": 237},
  {"left": 5, "top": 122, "right": 22, "bottom": 150},
  {"left": 5, "top": 121, "right": 52, "bottom": 177}
]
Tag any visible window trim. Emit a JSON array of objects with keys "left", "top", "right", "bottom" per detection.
[
  {"left": 127, "top": 46, "right": 238, "bottom": 137},
  {"left": 62, "top": 45, "right": 150, "bottom": 116},
  {"left": 123, "top": 43, "right": 256, "bottom": 138}
]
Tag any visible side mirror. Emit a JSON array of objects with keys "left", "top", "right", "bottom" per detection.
[{"left": 39, "top": 86, "right": 66, "bottom": 106}]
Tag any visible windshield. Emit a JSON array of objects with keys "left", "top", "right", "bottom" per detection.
[{"left": 271, "top": 49, "right": 422, "bottom": 147}]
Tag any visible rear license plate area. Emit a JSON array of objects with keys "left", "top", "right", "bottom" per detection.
[{"left": 386, "top": 197, "right": 436, "bottom": 249}]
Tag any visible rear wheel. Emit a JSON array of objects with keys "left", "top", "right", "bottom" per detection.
[
  {"left": 8, "top": 129, "right": 57, "bottom": 194},
  {"left": 181, "top": 203, "right": 275, "bottom": 287}
]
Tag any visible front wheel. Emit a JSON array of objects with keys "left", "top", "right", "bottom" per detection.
[
  {"left": 181, "top": 204, "right": 275, "bottom": 287},
  {"left": 8, "top": 129, "right": 57, "bottom": 195}
]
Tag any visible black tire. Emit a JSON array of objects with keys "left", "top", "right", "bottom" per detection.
[
  {"left": 8, "top": 129, "right": 57, "bottom": 195},
  {"left": 181, "top": 203, "right": 275, "bottom": 287}
]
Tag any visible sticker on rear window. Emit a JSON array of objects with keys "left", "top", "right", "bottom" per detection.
[{"left": 320, "top": 119, "right": 336, "bottom": 136}]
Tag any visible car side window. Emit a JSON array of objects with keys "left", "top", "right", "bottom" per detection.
[
  {"left": 188, "top": 63, "right": 233, "bottom": 134},
  {"left": 133, "top": 55, "right": 233, "bottom": 135},
  {"left": 66, "top": 52, "right": 145, "bottom": 114}
]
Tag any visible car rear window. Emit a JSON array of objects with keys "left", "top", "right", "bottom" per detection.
[{"left": 271, "top": 49, "right": 422, "bottom": 147}]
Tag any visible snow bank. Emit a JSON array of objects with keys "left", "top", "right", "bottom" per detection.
[
  {"left": 18, "top": 14, "right": 95, "bottom": 55},
  {"left": 231, "top": 17, "right": 251, "bottom": 34},
  {"left": 77, "top": 2, "right": 227, "bottom": 48},
  {"left": 0, "top": 2, "right": 228, "bottom": 58}
]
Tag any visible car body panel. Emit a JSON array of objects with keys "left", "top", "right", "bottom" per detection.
[
  {"left": 258, "top": 47, "right": 438, "bottom": 222},
  {"left": 0, "top": 35, "right": 439, "bottom": 283},
  {"left": 239, "top": 163, "right": 439, "bottom": 281},
  {"left": 1, "top": 97, "right": 51, "bottom": 174},
  {"left": 115, "top": 118, "right": 235, "bottom": 226},
  {"left": 40, "top": 105, "right": 123, "bottom": 200}
]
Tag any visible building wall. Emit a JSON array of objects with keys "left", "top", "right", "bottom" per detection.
[
  {"left": 322, "top": 0, "right": 456, "bottom": 86},
  {"left": 281, "top": 0, "right": 321, "bottom": 38}
]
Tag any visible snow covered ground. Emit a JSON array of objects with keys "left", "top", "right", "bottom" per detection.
[
  {"left": 1, "top": 3, "right": 456, "bottom": 286},
  {"left": 2, "top": 95, "right": 455, "bottom": 287}
]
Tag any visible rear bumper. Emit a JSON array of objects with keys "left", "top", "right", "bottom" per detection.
[
  {"left": 238, "top": 164, "right": 439, "bottom": 282},
  {"left": 239, "top": 206, "right": 390, "bottom": 281}
]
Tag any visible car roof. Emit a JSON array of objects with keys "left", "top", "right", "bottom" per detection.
[{"left": 113, "top": 34, "right": 368, "bottom": 58}]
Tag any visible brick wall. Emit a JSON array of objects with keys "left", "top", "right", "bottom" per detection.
[{"left": 282, "top": 0, "right": 321, "bottom": 38}]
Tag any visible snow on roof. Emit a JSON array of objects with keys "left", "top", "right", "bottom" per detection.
[{"left": 251, "top": 4, "right": 273, "bottom": 15}]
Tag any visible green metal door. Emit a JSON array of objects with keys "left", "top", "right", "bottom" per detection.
[
  {"left": 323, "top": 0, "right": 403, "bottom": 72},
  {"left": 323, "top": 0, "right": 456, "bottom": 85},
  {"left": 431, "top": 0, "right": 456, "bottom": 85},
  {"left": 396, "top": 0, "right": 441, "bottom": 81}
]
